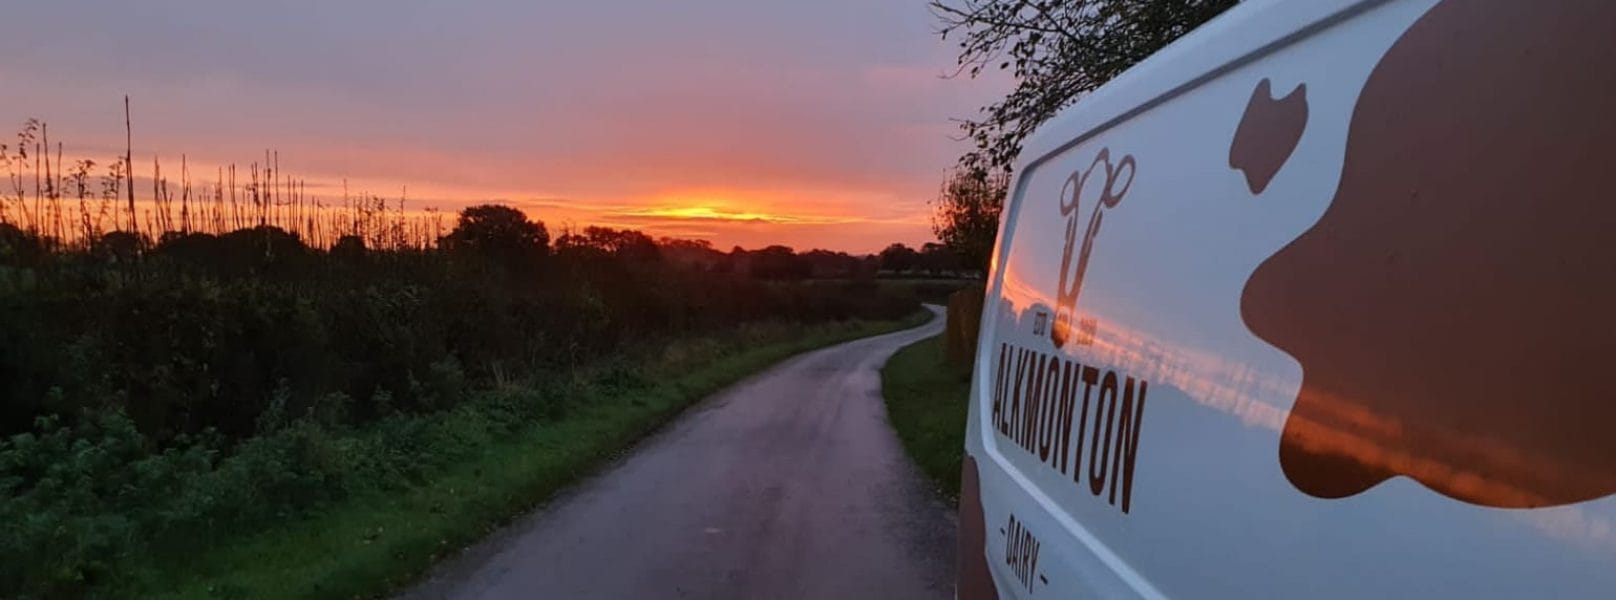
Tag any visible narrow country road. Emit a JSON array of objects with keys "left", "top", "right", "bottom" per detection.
[{"left": 401, "top": 305, "right": 956, "bottom": 600}]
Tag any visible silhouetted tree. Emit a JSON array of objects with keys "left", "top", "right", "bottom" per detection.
[
  {"left": 438, "top": 204, "right": 549, "bottom": 269},
  {"left": 878, "top": 243, "right": 920, "bottom": 274},
  {"left": 800, "top": 249, "right": 859, "bottom": 279},
  {"left": 919, "top": 242, "right": 966, "bottom": 275},
  {"left": 153, "top": 231, "right": 222, "bottom": 268},
  {"left": 748, "top": 245, "right": 810, "bottom": 280},
  {"left": 212, "top": 226, "right": 311, "bottom": 276},
  {"left": 931, "top": 166, "right": 1008, "bottom": 272},
  {"left": 658, "top": 237, "right": 726, "bottom": 271},
  {"left": 330, "top": 235, "right": 366, "bottom": 261},
  {"left": 91, "top": 230, "right": 144, "bottom": 264},
  {"left": 557, "top": 226, "right": 659, "bottom": 263},
  {"left": 935, "top": 0, "right": 1237, "bottom": 170}
]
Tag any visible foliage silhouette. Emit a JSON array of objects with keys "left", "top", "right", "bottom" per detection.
[
  {"left": 438, "top": 204, "right": 549, "bottom": 271},
  {"left": 934, "top": 0, "right": 1237, "bottom": 170},
  {"left": 931, "top": 167, "right": 1008, "bottom": 273}
]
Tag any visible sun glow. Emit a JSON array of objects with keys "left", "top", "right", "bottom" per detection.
[{"left": 615, "top": 201, "right": 851, "bottom": 225}]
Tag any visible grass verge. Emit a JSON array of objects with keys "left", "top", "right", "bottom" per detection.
[
  {"left": 881, "top": 334, "right": 971, "bottom": 503},
  {"left": 128, "top": 310, "right": 933, "bottom": 599}
]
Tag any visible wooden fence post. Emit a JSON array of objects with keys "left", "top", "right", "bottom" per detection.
[{"left": 945, "top": 285, "right": 985, "bottom": 371}]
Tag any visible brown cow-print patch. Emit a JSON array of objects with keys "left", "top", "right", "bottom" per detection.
[
  {"left": 1230, "top": 78, "right": 1308, "bottom": 195},
  {"left": 1240, "top": 0, "right": 1616, "bottom": 508}
]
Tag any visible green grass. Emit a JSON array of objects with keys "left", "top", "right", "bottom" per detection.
[
  {"left": 124, "top": 311, "right": 934, "bottom": 599},
  {"left": 881, "top": 334, "right": 972, "bottom": 503}
]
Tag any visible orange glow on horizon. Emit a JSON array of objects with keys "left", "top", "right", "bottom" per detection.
[
  {"left": 2, "top": 145, "right": 940, "bottom": 254},
  {"left": 617, "top": 204, "right": 849, "bottom": 225}
]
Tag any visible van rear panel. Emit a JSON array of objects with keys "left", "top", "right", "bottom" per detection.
[{"left": 961, "top": 0, "right": 1616, "bottom": 597}]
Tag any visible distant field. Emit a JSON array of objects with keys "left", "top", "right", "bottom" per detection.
[{"left": 881, "top": 334, "right": 972, "bottom": 502}]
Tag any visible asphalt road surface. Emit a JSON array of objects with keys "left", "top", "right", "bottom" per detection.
[{"left": 402, "top": 305, "right": 957, "bottom": 600}]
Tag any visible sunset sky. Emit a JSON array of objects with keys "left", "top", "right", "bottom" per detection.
[{"left": 0, "top": 1, "right": 1008, "bottom": 253}]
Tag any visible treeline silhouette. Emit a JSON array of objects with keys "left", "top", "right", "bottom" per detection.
[
  {"left": 0, "top": 204, "right": 928, "bottom": 444},
  {"left": 0, "top": 115, "right": 971, "bottom": 278}
]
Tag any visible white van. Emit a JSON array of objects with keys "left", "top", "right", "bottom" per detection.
[{"left": 957, "top": 0, "right": 1616, "bottom": 597}]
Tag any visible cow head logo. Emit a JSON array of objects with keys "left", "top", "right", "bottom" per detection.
[
  {"left": 1239, "top": 0, "right": 1616, "bottom": 508},
  {"left": 1230, "top": 78, "right": 1308, "bottom": 195},
  {"left": 1051, "top": 148, "right": 1135, "bottom": 349}
]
